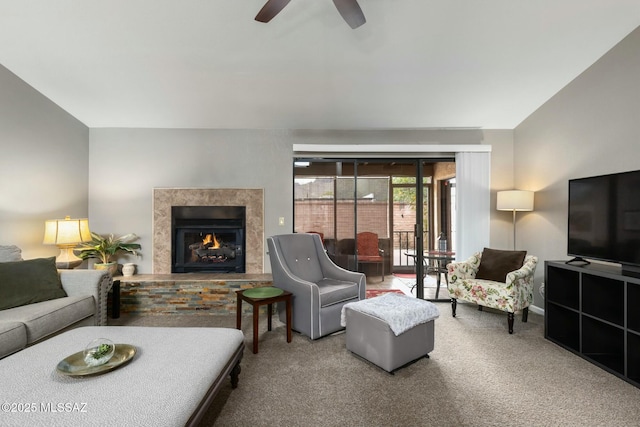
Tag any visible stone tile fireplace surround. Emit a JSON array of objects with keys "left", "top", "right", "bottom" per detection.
[
  {"left": 153, "top": 188, "right": 264, "bottom": 274},
  {"left": 115, "top": 188, "right": 272, "bottom": 316}
]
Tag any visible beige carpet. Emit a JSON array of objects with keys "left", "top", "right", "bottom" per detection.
[{"left": 110, "top": 302, "right": 640, "bottom": 427}]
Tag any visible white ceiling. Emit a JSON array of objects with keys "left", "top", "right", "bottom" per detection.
[{"left": 1, "top": 1, "right": 639, "bottom": 129}]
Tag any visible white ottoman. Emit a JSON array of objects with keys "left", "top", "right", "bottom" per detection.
[
  {"left": 342, "top": 293, "right": 439, "bottom": 372},
  {"left": 0, "top": 326, "right": 244, "bottom": 426}
]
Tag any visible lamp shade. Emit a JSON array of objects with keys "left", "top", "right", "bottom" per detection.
[
  {"left": 497, "top": 190, "right": 534, "bottom": 212},
  {"left": 43, "top": 216, "right": 92, "bottom": 245}
]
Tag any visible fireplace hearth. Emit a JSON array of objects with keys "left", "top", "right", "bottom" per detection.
[{"left": 172, "top": 206, "right": 246, "bottom": 273}]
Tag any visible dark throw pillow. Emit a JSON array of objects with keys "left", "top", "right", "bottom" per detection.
[
  {"left": 0, "top": 257, "right": 67, "bottom": 310},
  {"left": 475, "top": 248, "right": 527, "bottom": 282}
]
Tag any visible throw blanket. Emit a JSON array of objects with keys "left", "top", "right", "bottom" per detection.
[{"left": 341, "top": 293, "right": 440, "bottom": 336}]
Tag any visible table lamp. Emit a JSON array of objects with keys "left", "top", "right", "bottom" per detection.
[
  {"left": 497, "top": 190, "right": 534, "bottom": 250},
  {"left": 43, "top": 216, "right": 92, "bottom": 269}
]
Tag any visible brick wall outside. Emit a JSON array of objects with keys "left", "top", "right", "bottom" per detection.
[{"left": 296, "top": 201, "right": 422, "bottom": 250}]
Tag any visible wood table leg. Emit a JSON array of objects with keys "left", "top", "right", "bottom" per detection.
[
  {"left": 111, "top": 280, "right": 121, "bottom": 319},
  {"left": 236, "top": 292, "right": 242, "bottom": 330},
  {"left": 252, "top": 303, "right": 259, "bottom": 354},
  {"left": 267, "top": 303, "right": 273, "bottom": 331},
  {"left": 435, "top": 262, "right": 442, "bottom": 299}
]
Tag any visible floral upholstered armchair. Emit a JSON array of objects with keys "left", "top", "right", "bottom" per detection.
[{"left": 446, "top": 248, "right": 538, "bottom": 334}]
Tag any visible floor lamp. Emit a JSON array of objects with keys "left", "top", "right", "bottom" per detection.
[{"left": 497, "top": 190, "right": 534, "bottom": 250}]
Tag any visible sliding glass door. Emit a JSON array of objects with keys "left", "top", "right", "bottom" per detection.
[
  {"left": 353, "top": 160, "right": 390, "bottom": 283},
  {"left": 293, "top": 160, "right": 356, "bottom": 274},
  {"left": 293, "top": 157, "right": 455, "bottom": 300}
]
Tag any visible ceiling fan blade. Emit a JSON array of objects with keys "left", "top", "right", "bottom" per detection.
[
  {"left": 333, "top": 0, "right": 366, "bottom": 29},
  {"left": 255, "top": 0, "right": 292, "bottom": 23}
]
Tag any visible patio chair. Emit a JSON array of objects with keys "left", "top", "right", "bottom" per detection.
[{"left": 356, "top": 231, "right": 385, "bottom": 281}]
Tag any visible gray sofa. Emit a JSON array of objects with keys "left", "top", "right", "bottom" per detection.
[{"left": 0, "top": 245, "right": 112, "bottom": 359}]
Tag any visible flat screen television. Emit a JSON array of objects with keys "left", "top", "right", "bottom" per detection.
[{"left": 568, "top": 169, "right": 640, "bottom": 274}]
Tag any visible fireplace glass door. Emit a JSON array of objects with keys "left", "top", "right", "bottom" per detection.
[{"left": 171, "top": 206, "right": 246, "bottom": 273}]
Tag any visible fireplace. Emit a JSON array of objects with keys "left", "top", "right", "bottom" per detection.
[
  {"left": 171, "top": 206, "right": 246, "bottom": 273},
  {"left": 154, "top": 188, "right": 263, "bottom": 274}
]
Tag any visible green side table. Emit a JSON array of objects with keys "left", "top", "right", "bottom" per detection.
[{"left": 236, "top": 287, "right": 292, "bottom": 354}]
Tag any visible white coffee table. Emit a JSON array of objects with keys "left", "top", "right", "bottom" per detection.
[{"left": 0, "top": 326, "right": 244, "bottom": 426}]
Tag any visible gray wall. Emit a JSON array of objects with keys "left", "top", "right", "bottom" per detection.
[
  {"left": 515, "top": 26, "right": 640, "bottom": 308},
  {"left": 0, "top": 64, "right": 89, "bottom": 259},
  {"left": 88, "top": 128, "right": 514, "bottom": 273}
]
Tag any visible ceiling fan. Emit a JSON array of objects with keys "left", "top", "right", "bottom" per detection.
[{"left": 255, "top": 0, "right": 366, "bottom": 29}]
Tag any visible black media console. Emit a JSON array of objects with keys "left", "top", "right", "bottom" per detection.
[{"left": 545, "top": 261, "right": 640, "bottom": 388}]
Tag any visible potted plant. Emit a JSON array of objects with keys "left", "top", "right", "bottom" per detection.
[{"left": 75, "top": 232, "right": 141, "bottom": 276}]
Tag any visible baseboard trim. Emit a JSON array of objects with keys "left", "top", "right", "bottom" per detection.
[{"left": 529, "top": 304, "right": 544, "bottom": 316}]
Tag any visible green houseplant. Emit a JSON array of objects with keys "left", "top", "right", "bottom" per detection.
[{"left": 75, "top": 232, "right": 141, "bottom": 275}]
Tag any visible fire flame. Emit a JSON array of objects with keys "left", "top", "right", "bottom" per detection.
[{"left": 202, "top": 233, "right": 220, "bottom": 249}]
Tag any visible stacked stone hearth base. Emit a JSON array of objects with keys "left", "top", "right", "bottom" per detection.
[{"left": 114, "top": 274, "right": 273, "bottom": 315}]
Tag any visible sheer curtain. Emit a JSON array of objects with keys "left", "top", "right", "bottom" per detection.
[{"left": 455, "top": 151, "right": 491, "bottom": 261}]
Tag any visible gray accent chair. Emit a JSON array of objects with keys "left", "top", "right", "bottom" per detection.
[{"left": 267, "top": 233, "right": 366, "bottom": 340}]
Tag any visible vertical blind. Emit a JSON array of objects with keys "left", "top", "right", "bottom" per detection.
[{"left": 455, "top": 151, "right": 491, "bottom": 260}]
